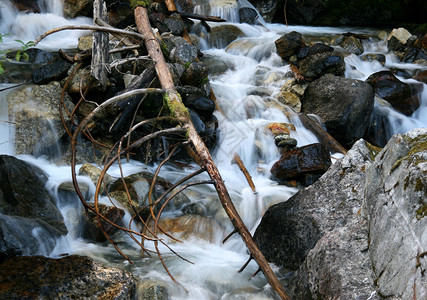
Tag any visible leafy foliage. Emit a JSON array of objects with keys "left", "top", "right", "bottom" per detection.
[{"left": 0, "top": 34, "right": 35, "bottom": 75}]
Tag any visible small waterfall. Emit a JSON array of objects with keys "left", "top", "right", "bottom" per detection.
[{"left": 0, "top": 0, "right": 91, "bottom": 50}]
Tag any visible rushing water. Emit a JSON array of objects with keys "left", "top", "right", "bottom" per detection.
[{"left": 1, "top": 0, "right": 427, "bottom": 299}]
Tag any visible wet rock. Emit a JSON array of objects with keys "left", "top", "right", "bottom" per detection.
[
  {"left": 138, "top": 280, "right": 170, "bottom": 300},
  {"left": 83, "top": 203, "right": 125, "bottom": 242},
  {"left": 31, "top": 58, "right": 72, "bottom": 85},
  {"left": 78, "top": 163, "right": 114, "bottom": 194},
  {"left": 255, "top": 140, "right": 378, "bottom": 299},
  {"left": 169, "top": 40, "right": 198, "bottom": 65},
  {"left": 333, "top": 35, "right": 364, "bottom": 55},
  {"left": 303, "top": 74, "right": 374, "bottom": 148},
  {"left": 57, "top": 181, "right": 91, "bottom": 205},
  {"left": 0, "top": 155, "right": 67, "bottom": 256},
  {"left": 364, "top": 96, "right": 393, "bottom": 147},
  {"left": 387, "top": 27, "right": 413, "bottom": 52},
  {"left": 151, "top": 214, "right": 224, "bottom": 242},
  {"left": 414, "top": 69, "right": 427, "bottom": 84},
  {"left": 7, "top": 81, "right": 75, "bottom": 157},
  {"left": 164, "top": 13, "right": 185, "bottom": 36},
  {"left": 268, "top": 123, "right": 298, "bottom": 149},
  {"left": 63, "top": 0, "right": 92, "bottom": 18},
  {"left": 366, "top": 70, "right": 421, "bottom": 116},
  {"left": 109, "top": 171, "right": 191, "bottom": 221},
  {"left": 239, "top": 7, "right": 258, "bottom": 24},
  {"left": 200, "top": 53, "right": 235, "bottom": 75},
  {"left": 366, "top": 128, "right": 427, "bottom": 299},
  {"left": 270, "top": 143, "right": 331, "bottom": 184},
  {"left": 248, "top": 0, "right": 280, "bottom": 23},
  {"left": 181, "top": 61, "right": 209, "bottom": 87},
  {"left": 308, "top": 43, "right": 334, "bottom": 55},
  {"left": 275, "top": 31, "right": 305, "bottom": 61},
  {"left": 0, "top": 255, "right": 136, "bottom": 299},
  {"left": 25, "top": 48, "right": 55, "bottom": 64},
  {"left": 276, "top": 90, "right": 302, "bottom": 112},
  {"left": 298, "top": 50, "right": 345, "bottom": 81},
  {"left": 183, "top": 96, "right": 215, "bottom": 120},
  {"left": 361, "top": 53, "right": 386, "bottom": 65},
  {"left": 209, "top": 24, "right": 244, "bottom": 48},
  {"left": 66, "top": 63, "right": 96, "bottom": 95},
  {"left": 10, "top": 0, "right": 40, "bottom": 12},
  {"left": 78, "top": 35, "right": 93, "bottom": 51}
]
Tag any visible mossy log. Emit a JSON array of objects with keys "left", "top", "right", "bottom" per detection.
[{"left": 134, "top": 5, "right": 291, "bottom": 300}]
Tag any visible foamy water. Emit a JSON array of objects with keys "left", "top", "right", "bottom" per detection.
[{"left": 0, "top": 0, "right": 426, "bottom": 298}]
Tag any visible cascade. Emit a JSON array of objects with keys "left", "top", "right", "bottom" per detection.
[{"left": 0, "top": 0, "right": 426, "bottom": 299}]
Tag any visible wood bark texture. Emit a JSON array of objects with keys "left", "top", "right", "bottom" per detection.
[{"left": 91, "top": 0, "right": 109, "bottom": 90}]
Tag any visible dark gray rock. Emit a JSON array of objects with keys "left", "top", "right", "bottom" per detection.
[
  {"left": 366, "top": 128, "right": 427, "bottom": 299},
  {"left": 25, "top": 48, "right": 55, "bottom": 64},
  {"left": 239, "top": 7, "right": 258, "bottom": 24},
  {"left": 0, "top": 155, "right": 67, "bottom": 256},
  {"left": 334, "top": 35, "right": 364, "bottom": 55},
  {"left": 0, "top": 255, "right": 136, "bottom": 299},
  {"left": 181, "top": 61, "right": 209, "bottom": 87},
  {"left": 298, "top": 50, "right": 345, "bottom": 81},
  {"left": 255, "top": 140, "right": 379, "bottom": 299},
  {"left": 169, "top": 41, "right": 198, "bottom": 65},
  {"left": 32, "top": 58, "right": 71, "bottom": 84},
  {"left": 275, "top": 31, "right": 305, "bottom": 61},
  {"left": 303, "top": 74, "right": 374, "bottom": 148},
  {"left": 366, "top": 70, "right": 421, "bottom": 116},
  {"left": 184, "top": 96, "right": 215, "bottom": 120},
  {"left": 164, "top": 13, "right": 185, "bottom": 36}
]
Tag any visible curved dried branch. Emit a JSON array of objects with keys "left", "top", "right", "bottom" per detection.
[{"left": 34, "top": 25, "right": 145, "bottom": 45}]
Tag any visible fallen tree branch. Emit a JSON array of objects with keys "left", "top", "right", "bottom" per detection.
[
  {"left": 134, "top": 5, "right": 291, "bottom": 299},
  {"left": 165, "top": 10, "right": 226, "bottom": 22},
  {"left": 231, "top": 153, "right": 256, "bottom": 193},
  {"left": 34, "top": 25, "right": 145, "bottom": 45},
  {"left": 299, "top": 112, "right": 347, "bottom": 155}
]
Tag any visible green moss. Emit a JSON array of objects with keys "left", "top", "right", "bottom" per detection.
[
  {"left": 416, "top": 204, "right": 427, "bottom": 220},
  {"left": 404, "top": 176, "right": 410, "bottom": 190},
  {"left": 365, "top": 141, "right": 382, "bottom": 161},
  {"left": 160, "top": 41, "right": 170, "bottom": 60},
  {"left": 163, "top": 92, "right": 190, "bottom": 119}
]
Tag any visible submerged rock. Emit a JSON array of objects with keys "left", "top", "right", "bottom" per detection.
[
  {"left": 303, "top": 74, "right": 374, "bottom": 148},
  {"left": 109, "top": 171, "right": 191, "bottom": 221},
  {"left": 7, "top": 81, "right": 75, "bottom": 157},
  {"left": 0, "top": 255, "right": 136, "bottom": 299}
]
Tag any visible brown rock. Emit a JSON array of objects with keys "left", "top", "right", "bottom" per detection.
[{"left": 271, "top": 143, "right": 331, "bottom": 183}]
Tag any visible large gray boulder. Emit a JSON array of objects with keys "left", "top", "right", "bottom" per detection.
[
  {"left": 302, "top": 74, "right": 375, "bottom": 149},
  {"left": 254, "top": 128, "right": 427, "bottom": 299},
  {"left": 0, "top": 155, "right": 67, "bottom": 256},
  {"left": 255, "top": 140, "right": 379, "bottom": 299},
  {"left": 366, "top": 128, "right": 427, "bottom": 299}
]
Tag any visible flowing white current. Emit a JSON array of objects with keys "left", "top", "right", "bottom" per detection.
[{"left": 0, "top": 0, "right": 427, "bottom": 299}]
